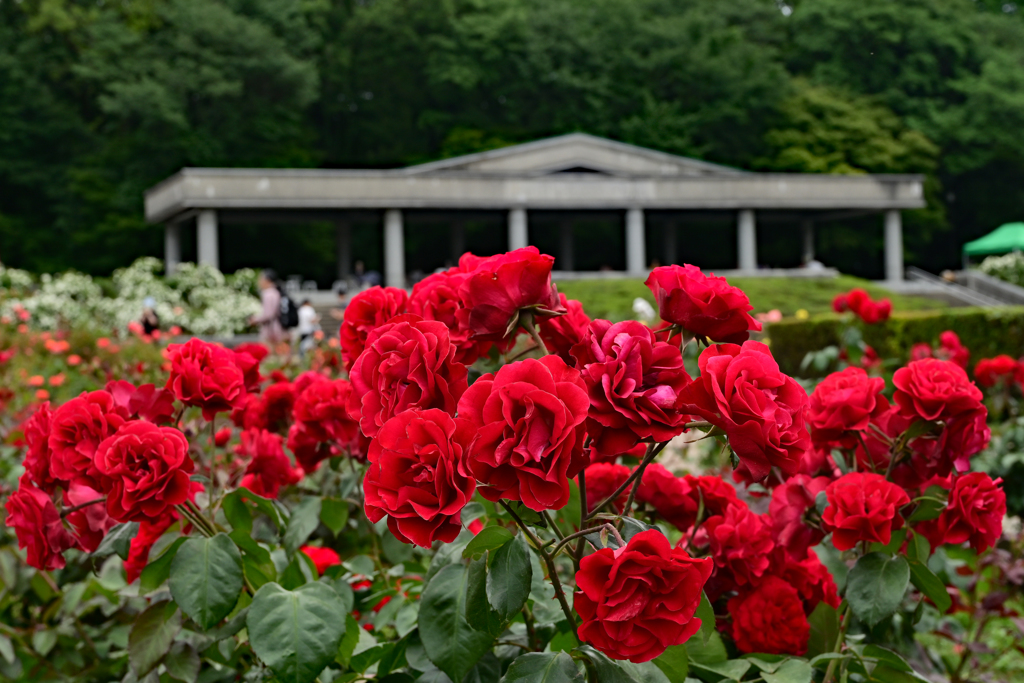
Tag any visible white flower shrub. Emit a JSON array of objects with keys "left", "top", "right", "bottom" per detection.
[
  {"left": 0, "top": 258, "right": 261, "bottom": 337},
  {"left": 978, "top": 251, "right": 1024, "bottom": 287}
]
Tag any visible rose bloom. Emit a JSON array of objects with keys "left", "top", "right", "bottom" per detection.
[
  {"left": 236, "top": 428, "right": 303, "bottom": 499},
  {"left": 300, "top": 546, "right": 342, "bottom": 575},
  {"left": 289, "top": 377, "right": 362, "bottom": 469},
  {"left": 807, "top": 367, "right": 888, "bottom": 446},
  {"left": 644, "top": 264, "right": 761, "bottom": 343},
  {"left": 916, "top": 472, "right": 1006, "bottom": 552},
  {"left": 363, "top": 409, "right": 475, "bottom": 547},
  {"left": 677, "top": 341, "right": 810, "bottom": 481},
  {"left": 703, "top": 504, "right": 775, "bottom": 590},
  {"left": 571, "top": 320, "right": 693, "bottom": 457},
  {"left": 21, "top": 402, "right": 55, "bottom": 491},
  {"left": 63, "top": 481, "right": 116, "bottom": 552},
  {"left": 165, "top": 338, "right": 247, "bottom": 420},
  {"left": 106, "top": 380, "right": 176, "bottom": 424},
  {"left": 974, "top": 355, "right": 1019, "bottom": 388},
  {"left": 457, "top": 356, "right": 589, "bottom": 511},
  {"left": 769, "top": 474, "right": 830, "bottom": 559},
  {"left": 339, "top": 286, "right": 409, "bottom": 371},
  {"left": 94, "top": 421, "right": 195, "bottom": 522},
  {"left": 937, "top": 330, "right": 969, "bottom": 369},
  {"left": 455, "top": 247, "right": 564, "bottom": 343},
  {"left": 5, "top": 476, "right": 78, "bottom": 570},
  {"left": 637, "top": 463, "right": 698, "bottom": 530},
  {"left": 125, "top": 517, "right": 177, "bottom": 583},
  {"left": 770, "top": 547, "right": 841, "bottom": 612},
  {"left": 893, "top": 358, "right": 983, "bottom": 424},
  {"left": 259, "top": 381, "right": 296, "bottom": 432},
  {"left": 409, "top": 268, "right": 489, "bottom": 364},
  {"left": 538, "top": 294, "right": 591, "bottom": 364},
  {"left": 349, "top": 315, "right": 468, "bottom": 438},
  {"left": 575, "top": 529, "right": 712, "bottom": 663},
  {"left": 684, "top": 474, "right": 740, "bottom": 517},
  {"left": 48, "top": 390, "right": 126, "bottom": 486},
  {"left": 584, "top": 462, "right": 631, "bottom": 514},
  {"left": 728, "top": 576, "right": 810, "bottom": 655},
  {"left": 821, "top": 472, "right": 910, "bottom": 551}
]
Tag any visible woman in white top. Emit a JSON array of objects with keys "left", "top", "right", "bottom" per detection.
[{"left": 297, "top": 300, "right": 319, "bottom": 356}]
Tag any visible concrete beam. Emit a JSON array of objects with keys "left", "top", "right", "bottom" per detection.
[
  {"left": 737, "top": 210, "right": 757, "bottom": 271},
  {"left": 165, "top": 223, "right": 181, "bottom": 274},
  {"left": 384, "top": 209, "right": 405, "bottom": 289},
  {"left": 508, "top": 208, "right": 528, "bottom": 250},
  {"left": 559, "top": 220, "right": 574, "bottom": 271},
  {"left": 801, "top": 220, "right": 815, "bottom": 264},
  {"left": 885, "top": 210, "right": 903, "bottom": 282},
  {"left": 626, "top": 208, "right": 646, "bottom": 275},
  {"left": 197, "top": 210, "right": 219, "bottom": 269}
]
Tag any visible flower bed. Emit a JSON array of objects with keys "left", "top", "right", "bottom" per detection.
[{"left": 0, "top": 251, "right": 1020, "bottom": 683}]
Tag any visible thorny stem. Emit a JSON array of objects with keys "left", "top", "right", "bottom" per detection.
[
  {"left": 573, "top": 470, "right": 588, "bottom": 570},
  {"left": 823, "top": 601, "right": 852, "bottom": 683},
  {"left": 541, "top": 510, "right": 565, "bottom": 540},
  {"left": 585, "top": 440, "right": 671, "bottom": 520},
  {"left": 519, "top": 316, "right": 549, "bottom": 356},
  {"left": 551, "top": 524, "right": 624, "bottom": 557},
  {"left": 60, "top": 497, "right": 106, "bottom": 518},
  {"left": 522, "top": 604, "right": 539, "bottom": 651},
  {"left": 499, "top": 500, "right": 578, "bottom": 638},
  {"left": 507, "top": 343, "right": 541, "bottom": 363}
]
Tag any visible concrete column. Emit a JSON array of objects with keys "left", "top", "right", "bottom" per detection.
[
  {"left": 450, "top": 220, "right": 465, "bottom": 263},
  {"left": 559, "top": 220, "right": 574, "bottom": 271},
  {"left": 801, "top": 220, "right": 815, "bottom": 264},
  {"left": 508, "top": 208, "right": 528, "bottom": 250},
  {"left": 336, "top": 219, "right": 351, "bottom": 280},
  {"left": 737, "top": 209, "right": 757, "bottom": 271},
  {"left": 626, "top": 208, "right": 646, "bottom": 275},
  {"left": 663, "top": 222, "right": 677, "bottom": 266},
  {"left": 164, "top": 223, "right": 181, "bottom": 274},
  {"left": 197, "top": 209, "right": 219, "bottom": 270},
  {"left": 384, "top": 209, "right": 405, "bottom": 289},
  {"left": 884, "top": 210, "right": 903, "bottom": 282}
]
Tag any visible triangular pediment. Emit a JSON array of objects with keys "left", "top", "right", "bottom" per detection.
[{"left": 402, "top": 133, "right": 746, "bottom": 178}]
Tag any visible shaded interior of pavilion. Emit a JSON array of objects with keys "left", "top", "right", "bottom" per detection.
[{"left": 171, "top": 208, "right": 897, "bottom": 290}]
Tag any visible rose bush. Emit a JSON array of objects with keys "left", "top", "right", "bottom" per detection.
[{"left": 0, "top": 250, "right": 1017, "bottom": 683}]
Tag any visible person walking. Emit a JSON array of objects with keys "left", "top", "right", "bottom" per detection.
[
  {"left": 251, "top": 269, "right": 285, "bottom": 345},
  {"left": 296, "top": 299, "right": 319, "bottom": 356}
]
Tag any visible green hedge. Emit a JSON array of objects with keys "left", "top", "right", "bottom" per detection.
[{"left": 766, "top": 306, "right": 1024, "bottom": 377}]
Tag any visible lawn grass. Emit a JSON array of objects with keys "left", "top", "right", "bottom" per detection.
[{"left": 556, "top": 275, "right": 946, "bottom": 322}]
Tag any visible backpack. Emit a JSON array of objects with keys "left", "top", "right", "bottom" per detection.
[{"left": 277, "top": 287, "right": 299, "bottom": 329}]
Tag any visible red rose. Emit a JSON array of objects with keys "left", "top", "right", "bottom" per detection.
[
  {"left": 831, "top": 293, "right": 848, "bottom": 313},
  {"left": 457, "top": 356, "right": 589, "bottom": 511},
  {"left": 974, "top": 355, "right": 1019, "bottom": 388},
  {"left": 916, "top": 472, "right": 1006, "bottom": 552},
  {"left": 677, "top": 341, "right": 810, "bottom": 481},
  {"left": 165, "top": 338, "right": 247, "bottom": 420},
  {"left": 214, "top": 427, "right": 232, "bottom": 447},
  {"left": 259, "top": 381, "right": 296, "bottom": 433},
  {"left": 21, "top": 402, "right": 55, "bottom": 491},
  {"left": 289, "top": 377, "right": 362, "bottom": 470},
  {"left": 821, "top": 472, "right": 910, "bottom": 551},
  {"left": 409, "top": 269, "right": 489, "bottom": 364},
  {"left": 637, "top": 464, "right": 698, "bottom": 530},
  {"left": 300, "top": 546, "right": 342, "bottom": 575},
  {"left": 571, "top": 320, "right": 693, "bottom": 457},
  {"left": 48, "top": 390, "right": 126, "bottom": 486},
  {"left": 770, "top": 548, "right": 841, "bottom": 612},
  {"left": 339, "top": 286, "right": 409, "bottom": 371},
  {"left": 909, "top": 343, "right": 933, "bottom": 362},
  {"left": 575, "top": 529, "right": 712, "bottom": 663},
  {"left": 236, "top": 428, "right": 302, "bottom": 499},
  {"left": 587, "top": 441, "right": 647, "bottom": 466},
  {"left": 124, "top": 517, "right": 177, "bottom": 583},
  {"left": 937, "top": 331, "right": 969, "bottom": 368},
  {"left": 644, "top": 264, "right": 761, "bottom": 343},
  {"left": 538, "top": 294, "right": 591, "bottom": 364},
  {"left": 844, "top": 288, "right": 870, "bottom": 316},
  {"left": 684, "top": 475, "right": 740, "bottom": 517},
  {"left": 349, "top": 314, "right": 468, "bottom": 438},
  {"left": 233, "top": 344, "right": 267, "bottom": 391},
  {"left": 769, "top": 475, "right": 830, "bottom": 558},
  {"left": 893, "top": 358, "right": 983, "bottom": 423},
  {"left": 728, "top": 576, "right": 810, "bottom": 655},
  {"left": 106, "top": 380, "right": 176, "bottom": 424},
  {"left": 455, "top": 247, "right": 564, "bottom": 343},
  {"left": 5, "top": 477, "right": 77, "bottom": 570},
  {"left": 234, "top": 342, "right": 270, "bottom": 364},
  {"left": 63, "top": 481, "right": 116, "bottom": 552},
  {"left": 94, "top": 421, "right": 195, "bottom": 522},
  {"left": 584, "top": 463, "right": 631, "bottom": 514},
  {"left": 807, "top": 367, "right": 888, "bottom": 445},
  {"left": 856, "top": 299, "right": 892, "bottom": 325},
  {"left": 703, "top": 504, "right": 774, "bottom": 590},
  {"left": 363, "top": 409, "right": 475, "bottom": 547}
]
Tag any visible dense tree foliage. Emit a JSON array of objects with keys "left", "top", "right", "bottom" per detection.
[{"left": 1, "top": 0, "right": 1022, "bottom": 277}]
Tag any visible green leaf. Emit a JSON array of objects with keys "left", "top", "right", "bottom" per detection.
[
  {"left": 620, "top": 517, "right": 658, "bottom": 542},
  {"left": 689, "top": 659, "right": 752, "bottom": 682},
  {"left": 281, "top": 552, "right": 317, "bottom": 590},
  {"left": 93, "top": 522, "right": 139, "bottom": 561},
  {"left": 222, "top": 492, "right": 252, "bottom": 534},
  {"left": 129, "top": 600, "right": 181, "bottom": 677},
  {"left": 284, "top": 497, "right": 322, "bottom": 556},
  {"left": 907, "top": 533, "right": 930, "bottom": 564},
  {"left": 653, "top": 645, "right": 689, "bottom": 682},
  {"left": 164, "top": 642, "right": 200, "bottom": 683},
  {"left": 806, "top": 601, "right": 840, "bottom": 658},
  {"left": 461, "top": 501, "right": 486, "bottom": 525},
  {"left": 139, "top": 537, "right": 187, "bottom": 593},
  {"left": 169, "top": 534, "right": 244, "bottom": 631},
  {"left": 466, "top": 555, "right": 503, "bottom": 635},
  {"left": 229, "top": 529, "right": 276, "bottom": 589},
  {"left": 908, "top": 486, "right": 948, "bottom": 523},
  {"left": 501, "top": 652, "right": 584, "bottom": 682},
  {"left": 335, "top": 614, "right": 360, "bottom": 668},
  {"left": 846, "top": 553, "right": 910, "bottom": 627},
  {"left": 229, "top": 487, "right": 288, "bottom": 530},
  {"left": 248, "top": 581, "right": 347, "bottom": 683},
  {"left": 553, "top": 479, "right": 581, "bottom": 538},
  {"left": 870, "top": 529, "right": 907, "bottom": 555},
  {"left": 908, "top": 559, "right": 952, "bottom": 614},
  {"left": 463, "top": 526, "right": 514, "bottom": 559},
  {"left": 694, "top": 592, "right": 715, "bottom": 646},
  {"left": 320, "top": 498, "right": 349, "bottom": 537},
  {"left": 487, "top": 532, "right": 533, "bottom": 620},
  {"left": 578, "top": 646, "right": 671, "bottom": 683},
  {"left": 418, "top": 563, "right": 495, "bottom": 683},
  {"left": 813, "top": 542, "right": 847, "bottom": 593},
  {"left": 685, "top": 629, "right": 727, "bottom": 666},
  {"left": 761, "top": 658, "right": 813, "bottom": 683},
  {"left": 381, "top": 529, "right": 414, "bottom": 564}
]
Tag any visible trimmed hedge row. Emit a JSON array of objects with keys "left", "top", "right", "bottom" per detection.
[{"left": 766, "top": 306, "right": 1024, "bottom": 377}]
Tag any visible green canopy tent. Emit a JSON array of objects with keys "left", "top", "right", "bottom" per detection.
[{"left": 963, "top": 222, "right": 1024, "bottom": 263}]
